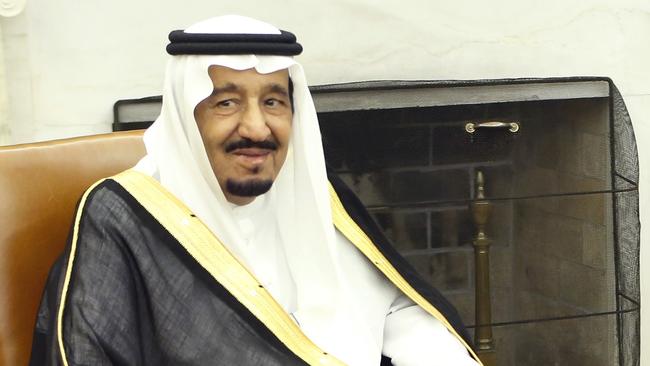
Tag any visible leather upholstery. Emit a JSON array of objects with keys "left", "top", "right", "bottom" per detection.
[{"left": 0, "top": 130, "right": 145, "bottom": 366}]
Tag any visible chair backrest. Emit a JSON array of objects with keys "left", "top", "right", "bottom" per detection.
[{"left": 0, "top": 130, "right": 145, "bottom": 366}]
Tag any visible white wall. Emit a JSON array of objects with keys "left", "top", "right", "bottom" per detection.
[
  {"left": 2, "top": 0, "right": 649, "bottom": 362},
  {"left": 0, "top": 25, "right": 9, "bottom": 145}
]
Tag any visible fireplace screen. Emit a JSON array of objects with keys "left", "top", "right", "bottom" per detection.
[
  {"left": 315, "top": 78, "right": 639, "bottom": 366},
  {"left": 113, "top": 77, "right": 640, "bottom": 366}
]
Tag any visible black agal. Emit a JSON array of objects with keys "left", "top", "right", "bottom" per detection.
[{"left": 166, "top": 30, "right": 303, "bottom": 56}]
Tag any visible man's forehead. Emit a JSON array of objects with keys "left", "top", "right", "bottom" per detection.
[{"left": 206, "top": 65, "right": 290, "bottom": 87}]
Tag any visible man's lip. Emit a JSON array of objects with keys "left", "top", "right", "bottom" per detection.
[{"left": 232, "top": 148, "right": 273, "bottom": 156}]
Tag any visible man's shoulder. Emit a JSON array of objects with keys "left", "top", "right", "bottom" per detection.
[
  {"left": 77, "top": 177, "right": 149, "bottom": 230},
  {"left": 82, "top": 178, "right": 132, "bottom": 212},
  {"left": 326, "top": 170, "right": 369, "bottom": 221},
  {"left": 70, "top": 177, "right": 166, "bottom": 266}
]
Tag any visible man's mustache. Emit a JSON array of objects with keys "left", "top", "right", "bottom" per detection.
[{"left": 225, "top": 139, "right": 278, "bottom": 153}]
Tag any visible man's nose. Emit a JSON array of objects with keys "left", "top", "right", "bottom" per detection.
[{"left": 238, "top": 103, "right": 271, "bottom": 141}]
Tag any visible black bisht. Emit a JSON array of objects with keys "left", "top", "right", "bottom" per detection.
[{"left": 29, "top": 173, "right": 473, "bottom": 366}]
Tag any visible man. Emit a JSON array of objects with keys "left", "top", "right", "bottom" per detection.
[{"left": 31, "top": 16, "right": 481, "bottom": 366}]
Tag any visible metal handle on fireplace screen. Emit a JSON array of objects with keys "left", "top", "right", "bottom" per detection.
[{"left": 465, "top": 121, "right": 520, "bottom": 134}]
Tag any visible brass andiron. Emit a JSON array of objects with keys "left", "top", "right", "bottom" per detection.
[{"left": 471, "top": 171, "right": 496, "bottom": 366}]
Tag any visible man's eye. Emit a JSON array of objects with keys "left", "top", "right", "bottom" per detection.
[
  {"left": 265, "top": 99, "right": 284, "bottom": 107},
  {"left": 216, "top": 100, "right": 236, "bottom": 108}
]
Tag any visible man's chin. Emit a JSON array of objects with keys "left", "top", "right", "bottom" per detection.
[{"left": 225, "top": 178, "right": 273, "bottom": 197}]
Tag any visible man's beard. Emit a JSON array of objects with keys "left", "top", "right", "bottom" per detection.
[
  {"left": 221, "top": 138, "right": 278, "bottom": 197},
  {"left": 226, "top": 178, "right": 273, "bottom": 197}
]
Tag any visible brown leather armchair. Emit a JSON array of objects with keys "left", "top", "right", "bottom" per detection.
[{"left": 0, "top": 130, "right": 145, "bottom": 366}]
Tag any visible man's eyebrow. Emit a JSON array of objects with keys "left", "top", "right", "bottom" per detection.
[
  {"left": 210, "top": 83, "right": 239, "bottom": 96},
  {"left": 267, "top": 84, "right": 289, "bottom": 97}
]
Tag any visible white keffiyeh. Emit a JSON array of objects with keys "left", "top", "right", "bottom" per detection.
[{"left": 135, "top": 15, "right": 478, "bottom": 366}]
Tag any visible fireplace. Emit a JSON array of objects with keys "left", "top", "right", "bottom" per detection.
[{"left": 113, "top": 77, "right": 640, "bottom": 366}]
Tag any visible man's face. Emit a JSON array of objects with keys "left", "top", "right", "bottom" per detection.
[{"left": 194, "top": 65, "right": 293, "bottom": 205}]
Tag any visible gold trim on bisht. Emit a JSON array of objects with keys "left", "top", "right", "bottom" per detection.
[
  {"left": 58, "top": 168, "right": 481, "bottom": 366},
  {"left": 112, "top": 169, "right": 344, "bottom": 366},
  {"left": 56, "top": 179, "right": 107, "bottom": 366},
  {"left": 328, "top": 183, "right": 484, "bottom": 366}
]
